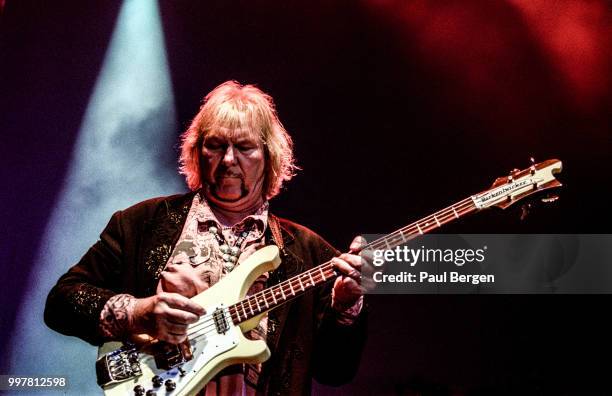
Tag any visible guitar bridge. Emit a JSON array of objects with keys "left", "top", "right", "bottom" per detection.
[
  {"left": 153, "top": 341, "right": 189, "bottom": 370},
  {"left": 96, "top": 343, "right": 142, "bottom": 387}
]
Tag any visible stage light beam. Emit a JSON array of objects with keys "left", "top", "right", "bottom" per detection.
[{"left": 7, "top": 0, "right": 180, "bottom": 394}]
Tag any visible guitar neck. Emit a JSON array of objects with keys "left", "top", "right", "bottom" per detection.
[
  {"left": 227, "top": 196, "right": 479, "bottom": 325},
  {"left": 364, "top": 196, "right": 478, "bottom": 251}
]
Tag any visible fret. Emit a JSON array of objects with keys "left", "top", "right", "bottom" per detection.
[
  {"left": 279, "top": 285, "right": 286, "bottom": 300},
  {"left": 271, "top": 287, "right": 277, "bottom": 305},
  {"left": 261, "top": 292, "right": 269, "bottom": 309},
  {"left": 247, "top": 298, "right": 254, "bottom": 316},
  {"left": 391, "top": 235, "right": 403, "bottom": 247},
  {"left": 288, "top": 280, "right": 295, "bottom": 295},
  {"left": 239, "top": 302, "right": 246, "bottom": 320},
  {"left": 229, "top": 191, "right": 496, "bottom": 327}
]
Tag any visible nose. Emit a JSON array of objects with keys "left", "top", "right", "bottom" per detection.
[{"left": 222, "top": 145, "right": 237, "bottom": 166}]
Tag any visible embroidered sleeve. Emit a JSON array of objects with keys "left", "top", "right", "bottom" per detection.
[
  {"left": 45, "top": 209, "right": 127, "bottom": 345},
  {"left": 67, "top": 283, "right": 115, "bottom": 319},
  {"left": 99, "top": 293, "right": 137, "bottom": 339}
]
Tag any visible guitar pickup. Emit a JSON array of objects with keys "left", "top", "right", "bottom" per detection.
[
  {"left": 213, "top": 307, "right": 229, "bottom": 334},
  {"left": 96, "top": 343, "right": 142, "bottom": 387}
]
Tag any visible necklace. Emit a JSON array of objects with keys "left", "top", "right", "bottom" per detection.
[{"left": 208, "top": 226, "right": 248, "bottom": 272}]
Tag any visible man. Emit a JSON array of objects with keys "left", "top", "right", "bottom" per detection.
[{"left": 45, "top": 81, "right": 367, "bottom": 395}]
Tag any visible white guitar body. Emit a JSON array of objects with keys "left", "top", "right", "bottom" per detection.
[{"left": 97, "top": 245, "right": 281, "bottom": 396}]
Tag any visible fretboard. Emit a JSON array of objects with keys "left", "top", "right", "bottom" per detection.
[{"left": 228, "top": 196, "right": 478, "bottom": 325}]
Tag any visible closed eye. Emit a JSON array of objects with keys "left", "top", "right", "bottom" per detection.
[
  {"left": 204, "top": 138, "right": 226, "bottom": 150},
  {"left": 236, "top": 144, "right": 256, "bottom": 151}
]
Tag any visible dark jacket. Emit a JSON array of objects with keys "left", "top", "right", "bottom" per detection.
[{"left": 44, "top": 192, "right": 366, "bottom": 395}]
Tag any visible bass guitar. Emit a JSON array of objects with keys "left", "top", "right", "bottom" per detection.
[{"left": 96, "top": 158, "right": 563, "bottom": 396}]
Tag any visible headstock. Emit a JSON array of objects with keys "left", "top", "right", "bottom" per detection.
[{"left": 471, "top": 158, "right": 563, "bottom": 210}]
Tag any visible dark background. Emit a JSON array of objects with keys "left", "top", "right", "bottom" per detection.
[{"left": 1, "top": 1, "right": 611, "bottom": 394}]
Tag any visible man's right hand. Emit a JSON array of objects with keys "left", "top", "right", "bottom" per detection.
[{"left": 130, "top": 292, "right": 206, "bottom": 344}]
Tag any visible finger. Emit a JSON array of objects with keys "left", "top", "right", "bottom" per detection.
[
  {"left": 349, "top": 235, "right": 367, "bottom": 253},
  {"left": 164, "top": 307, "right": 201, "bottom": 325},
  {"left": 359, "top": 248, "right": 374, "bottom": 264},
  {"left": 339, "top": 253, "right": 364, "bottom": 270},
  {"left": 160, "top": 293, "right": 206, "bottom": 316},
  {"left": 160, "top": 272, "right": 181, "bottom": 283},
  {"left": 162, "top": 266, "right": 196, "bottom": 281},
  {"left": 333, "top": 275, "right": 343, "bottom": 290},
  {"left": 159, "top": 273, "right": 197, "bottom": 297},
  {"left": 339, "top": 276, "right": 363, "bottom": 293},
  {"left": 159, "top": 332, "right": 187, "bottom": 344},
  {"left": 162, "top": 318, "right": 189, "bottom": 335},
  {"left": 332, "top": 258, "right": 361, "bottom": 281},
  {"left": 163, "top": 264, "right": 177, "bottom": 273},
  {"left": 333, "top": 277, "right": 364, "bottom": 307}
]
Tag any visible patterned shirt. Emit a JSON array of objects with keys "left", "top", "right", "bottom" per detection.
[
  {"left": 162, "top": 193, "right": 269, "bottom": 395},
  {"left": 158, "top": 192, "right": 269, "bottom": 294}
]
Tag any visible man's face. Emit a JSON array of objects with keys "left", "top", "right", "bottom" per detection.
[{"left": 201, "top": 127, "right": 265, "bottom": 208}]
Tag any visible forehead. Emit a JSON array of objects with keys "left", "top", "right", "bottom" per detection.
[{"left": 205, "top": 127, "right": 260, "bottom": 142}]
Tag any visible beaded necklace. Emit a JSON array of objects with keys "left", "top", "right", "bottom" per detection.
[{"left": 208, "top": 226, "right": 249, "bottom": 273}]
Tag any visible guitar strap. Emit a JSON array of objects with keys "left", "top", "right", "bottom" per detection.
[
  {"left": 268, "top": 214, "right": 285, "bottom": 253},
  {"left": 258, "top": 214, "right": 302, "bottom": 393},
  {"left": 266, "top": 214, "right": 288, "bottom": 350}
]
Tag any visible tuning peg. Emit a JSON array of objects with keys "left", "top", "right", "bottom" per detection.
[{"left": 530, "top": 157, "right": 536, "bottom": 175}]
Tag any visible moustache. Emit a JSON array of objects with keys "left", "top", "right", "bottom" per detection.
[{"left": 215, "top": 169, "right": 243, "bottom": 179}]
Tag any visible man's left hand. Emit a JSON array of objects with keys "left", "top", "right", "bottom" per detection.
[{"left": 331, "top": 236, "right": 367, "bottom": 311}]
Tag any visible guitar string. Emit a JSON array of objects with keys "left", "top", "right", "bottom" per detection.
[
  {"left": 182, "top": 198, "right": 478, "bottom": 340},
  {"left": 161, "top": 174, "right": 546, "bottom": 341},
  {"left": 183, "top": 198, "right": 477, "bottom": 340},
  {"left": 366, "top": 198, "right": 476, "bottom": 250},
  {"left": 224, "top": 197, "right": 477, "bottom": 322},
  {"left": 186, "top": 268, "right": 337, "bottom": 341},
  {"left": 185, "top": 265, "right": 338, "bottom": 338},
  {"left": 218, "top": 178, "right": 543, "bottom": 320}
]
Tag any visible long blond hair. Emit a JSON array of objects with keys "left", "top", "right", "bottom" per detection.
[{"left": 179, "top": 81, "right": 297, "bottom": 199}]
